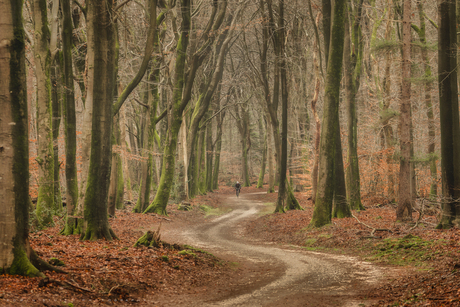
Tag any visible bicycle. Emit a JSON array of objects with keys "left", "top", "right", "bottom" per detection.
[{"left": 236, "top": 187, "right": 241, "bottom": 197}]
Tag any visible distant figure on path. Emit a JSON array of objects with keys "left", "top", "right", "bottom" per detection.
[{"left": 235, "top": 181, "right": 242, "bottom": 197}]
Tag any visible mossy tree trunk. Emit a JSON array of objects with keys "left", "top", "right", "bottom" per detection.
[
  {"left": 344, "top": 0, "right": 364, "bottom": 211},
  {"left": 133, "top": 1, "right": 161, "bottom": 213},
  {"left": 332, "top": 124, "right": 351, "bottom": 218},
  {"left": 61, "top": 0, "right": 80, "bottom": 235},
  {"left": 309, "top": 0, "right": 346, "bottom": 227},
  {"left": 50, "top": 0, "right": 62, "bottom": 213},
  {"left": 185, "top": 0, "right": 231, "bottom": 195},
  {"left": 307, "top": 4, "right": 322, "bottom": 204},
  {"left": 379, "top": 5, "right": 396, "bottom": 202},
  {"left": 205, "top": 110, "right": 214, "bottom": 192},
  {"left": 396, "top": 0, "right": 413, "bottom": 222},
  {"left": 33, "top": 0, "right": 55, "bottom": 227},
  {"left": 413, "top": 2, "right": 437, "bottom": 198},
  {"left": 108, "top": 114, "right": 122, "bottom": 217},
  {"left": 437, "top": 0, "right": 460, "bottom": 228},
  {"left": 257, "top": 117, "right": 267, "bottom": 189},
  {"left": 212, "top": 86, "right": 225, "bottom": 190},
  {"left": 234, "top": 96, "right": 251, "bottom": 187},
  {"left": 0, "top": 0, "right": 42, "bottom": 276},
  {"left": 81, "top": 0, "right": 117, "bottom": 240},
  {"left": 143, "top": 0, "right": 191, "bottom": 216}
]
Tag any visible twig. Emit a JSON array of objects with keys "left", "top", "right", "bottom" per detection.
[
  {"left": 351, "top": 212, "right": 392, "bottom": 237},
  {"left": 42, "top": 278, "right": 94, "bottom": 293},
  {"left": 107, "top": 284, "right": 121, "bottom": 295}
]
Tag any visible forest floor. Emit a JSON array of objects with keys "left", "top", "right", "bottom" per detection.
[{"left": 1, "top": 185, "right": 460, "bottom": 306}]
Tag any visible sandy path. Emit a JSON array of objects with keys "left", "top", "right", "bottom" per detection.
[{"left": 165, "top": 192, "right": 382, "bottom": 306}]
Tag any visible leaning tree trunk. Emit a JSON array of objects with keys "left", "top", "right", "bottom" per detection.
[
  {"left": 81, "top": 0, "right": 117, "bottom": 240},
  {"left": 143, "top": 0, "right": 191, "bottom": 215},
  {"left": 309, "top": 0, "right": 346, "bottom": 227},
  {"left": 396, "top": 0, "right": 413, "bottom": 222},
  {"left": 33, "top": 0, "right": 55, "bottom": 227},
  {"left": 61, "top": 0, "right": 80, "bottom": 235}
]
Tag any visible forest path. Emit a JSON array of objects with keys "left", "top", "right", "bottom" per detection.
[{"left": 164, "top": 192, "right": 382, "bottom": 306}]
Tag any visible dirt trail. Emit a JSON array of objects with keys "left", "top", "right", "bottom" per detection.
[{"left": 163, "top": 192, "right": 382, "bottom": 306}]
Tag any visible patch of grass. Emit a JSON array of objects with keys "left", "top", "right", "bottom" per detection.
[
  {"left": 161, "top": 255, "right": 169, "bottom": 262},
  {"left": 199, "top": 204, "right": 231, "bottom": 217},
  {"left": 228, "top": 262, "right": 240, "bottom": 270},
  {"left": 258, "top": 202, "right": 275, "bottom": 216},
  {"left": 367, "top": 234, "right": 442, "bottom": 267},
  {"left": 178, "top": 250, "right": 196, "bottom": 258},
  {"left": 182, "top": 245, "right": 216, "bottom": 258}
]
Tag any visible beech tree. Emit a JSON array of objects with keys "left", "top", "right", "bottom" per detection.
[
  {"left": 437, "top": 0, "right": 460, "bottom": 228},
  {"left": 396, "top": 0, "right": 413, "bottom": 221},
  {"left": 143, "top": 0, "right": 191, "bottom": 215},
  {"left": 0, "top": 0, "right": 57, "bottom": 276},
  {"left": 61, "top": 0, "right": 80, "bottom": 235},
  {"left": 309, "top": 0, "right": 346, "bottom": 227},
  {"left": 81, "top": 0, "right": 118, "bottom": 240},
  {"left": 33, "top": 0, "right": 55, "bottom": 226}
]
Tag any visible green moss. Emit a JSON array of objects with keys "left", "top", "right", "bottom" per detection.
[
  {"left": 8, "top": 247, "right": 43, "bottom": 277},
  {"left": 178, "top": 250, "right": 196, "bottom": 258},
  {"left": 48, "top": 257, "right": 65, "bottom": 266},
  {"left": 368, "top": 235, "right": 441, "bottom": 267}
]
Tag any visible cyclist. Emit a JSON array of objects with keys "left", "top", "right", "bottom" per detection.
[{"left": 235, "top": 181, "right": 242, "bottom": 197}]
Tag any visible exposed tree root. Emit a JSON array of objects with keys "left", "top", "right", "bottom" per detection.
[
  {"left": 29, "top": 249, "right": 67, "bottom": 274},
  {"left": 39, "top": 277, "right": 93, "bottom": 293}
]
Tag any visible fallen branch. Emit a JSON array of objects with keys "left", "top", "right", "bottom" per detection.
[
  {"left": 39, "top": 277, "right": 94, "bottom": 293},
  {"left": 351, "top": 212, "right": 393, "bottom": 238}
]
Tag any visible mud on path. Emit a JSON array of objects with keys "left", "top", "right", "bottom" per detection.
[{"left": 161, "top": 190, "right": 384, "bottom": 306}]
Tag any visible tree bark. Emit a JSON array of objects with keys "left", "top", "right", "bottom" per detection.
[
  {"left": 143, "top": 0, "right": 191, "bottom": 215},
  {"left": 33, "top": 0, "right": 55, "bottom": 226},
  {"left": 257, "top": 116, "right": 268, "bottom": 189},
  {"left": 437, "top": 0, "right": 460, "bottom": 228},
  {"left": 309, "top": 0, "right": 346, "bottom": 227},
  {"left": 0, "top": 0, "right": 42, "bottom": 276},
  {"left": 344, "top": 0, "right": 364, "bottom": 211},
  {"left": 81, "top": 0, "right": 117, "bottom": 240},
  {"left": 61, "top": 0, "right": 81, "bottom": 235},
  {"left": 275, "top": 0, "right": 288, "bottom": 213},
  {"left": 396, "top": 0, "right": 413, "bottom": 222}
]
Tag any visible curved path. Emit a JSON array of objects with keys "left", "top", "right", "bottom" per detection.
[{"left": 172, "top": 193, "right": 381, "bottom": 306}]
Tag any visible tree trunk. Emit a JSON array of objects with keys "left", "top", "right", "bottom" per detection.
[
  {"left": 143, "top": 0, "right": 191, "bottom": 215},
  {"left": 212, "top": 88, "right": 225, "bottom": 190},
  {"left": 309, "top": 0, "right": 346, "bottom": 227},
  {"left": 344, "top": 0, "right": 364, "bottom": 211},
  {"left": 81, "top": 0, "right": 117, "bottom": 240},
  {"left": 437, "top": 0, "right": 460, "bottom": 228},
  {"left": 257, "top": 116, "right": 267, "bottom": 189},
  {"left": 415, "top": 2, "right": 437, "bottom": 198},
  {"left": 205, "top": 110, "right": 214, "bottom": 192},
  {"left": 0, "top": 0, "right": 42, "bottom": 276},
  {"left": 396, "top": 0, "right": 413, "bottom": 222},
  {"left": 267, "top": 118, "right": 276, "bottom": 193},
  {"left": 275, "top": 0, "right": 288, "bottom": 213},
  {"left": 332, "top": 124, "right": 351, "bottom": 218},
  {"left": 61, "top": 0, "right": 80, "bottom": 235},
  {"left": 33, "top": 0, "right": 55, "bottom": 226}
]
